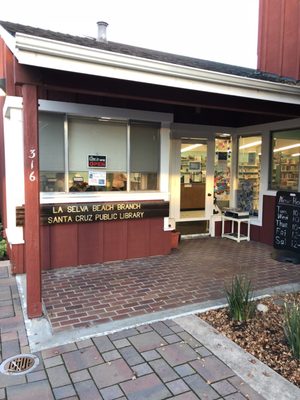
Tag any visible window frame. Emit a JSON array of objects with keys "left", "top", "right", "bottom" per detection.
[
  {"left": 237, "top": 134, "right": 262, "bottom": 217},
  {"left": 39, "top": 112, "right": 162, "bottom": 195},
  {"left": 269, "top": 128, "right": 300, "bottom": 192}
]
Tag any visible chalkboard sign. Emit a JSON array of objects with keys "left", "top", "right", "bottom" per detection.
[{"left": 274, "top": 191, "right": 300, "bottom": 253}]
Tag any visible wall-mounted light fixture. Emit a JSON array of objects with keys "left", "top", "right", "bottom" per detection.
[{"left": 0, "top": 79, "right": 6, "bottom": 96}]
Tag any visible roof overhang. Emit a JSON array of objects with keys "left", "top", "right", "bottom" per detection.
[{"left": 1, "top": 26, "right": 300, "bottom": 106}]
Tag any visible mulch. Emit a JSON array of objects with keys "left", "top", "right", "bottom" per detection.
[{"left": 200, "top": 292, "right": 300, "bottom": 388}]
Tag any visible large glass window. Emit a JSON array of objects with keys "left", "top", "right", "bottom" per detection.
[
  {"left": 237, "top": 136, "right": 261, "bottom": 216},
  {"left": 130, "top": 122, "right": 160, "bottom": 190},
  {"left": 39, "top": 112, "right": 65, "bottom": 192},
  {"left": 39, "top": 113, "right": 161, "bottom": 193},
  {"left": 270, "top": 129, "right": 300, "bottom": 191},
  {"left": 68, "top": 118, "right": 127, "bottom": 192},
  {"left": 214, "top": 137, "right": 231, "bottom": 209}
]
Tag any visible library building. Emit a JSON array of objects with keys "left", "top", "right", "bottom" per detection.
[{"left": 1, "top": 0, "right": 300, "bottom": 317}]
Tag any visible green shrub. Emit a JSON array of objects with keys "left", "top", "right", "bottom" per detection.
[
  {"left": 0, "top": 239, "right": 6, "bottom": 259},
  {"left": 284, "top": 302, "right": 300, "bottom": 359},
  {"left": 225, "top": 275, "right": 255, "bottom": 322},
  {"left": 0, "top": 221, "right": 3, "bottom": 240}
]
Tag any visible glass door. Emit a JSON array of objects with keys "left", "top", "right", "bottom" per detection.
[
  {"left": 179, "top": 140, "right": 208, "bottom": 220},
  {"left": 214, "top": 137, "right": 232, "bottom": 212}
]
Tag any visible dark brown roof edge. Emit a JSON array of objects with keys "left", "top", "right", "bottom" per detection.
[{"left": 0, "top": 20, "right": 298, "bottom": 85}]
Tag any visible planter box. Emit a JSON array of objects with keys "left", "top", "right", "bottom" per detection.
[{"left": 171, "top": 231, "right": 181, "bottom": 249}]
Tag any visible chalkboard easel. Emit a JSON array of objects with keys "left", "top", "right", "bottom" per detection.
[{"left": 272, "top": 191, "right": 300, "bottom": 264}]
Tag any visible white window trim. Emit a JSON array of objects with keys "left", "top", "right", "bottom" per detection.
[{"left": 39, "top": 99, "right": 173, "bottom": 202}]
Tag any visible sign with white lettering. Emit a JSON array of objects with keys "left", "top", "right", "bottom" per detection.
[
  {"left": 16, "top": 201, "right": 169, "bottom": 226},
  {"left": 274, "top": 191, "right": 300, "bottom": 253},
  {"left": 87, "top": 155, "right": 107, "bottom": 168}
]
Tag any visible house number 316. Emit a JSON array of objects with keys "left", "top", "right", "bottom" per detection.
[{"left": 28, "top": 148, "right": 36, "bottom": 182}]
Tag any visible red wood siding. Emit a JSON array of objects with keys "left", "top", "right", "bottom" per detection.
[
  {"left": 0, "top": 97, "right": 6, "bottom": 228},
  {"left": 49, "top": 224, "right": 78, "bottom": 268},
  {"left": 103, "top": 220, "right": 126, "bottom": 262},
  {"left": 261, "top": 195, "right": 276, "bottom": 245},
  {"left": 41, "top": 226, "right": 51, "bottom": 270},
  {"left": 39, "top": 218, "right": 171, "bottom": 270},
  {"left": 78, "top": 222, "right": 104, "bottom": 265},
  {"left": 127, "top": 219, "right": 151, "bottom": 259},
  {"left": 258, "top": 0, "right": 300, "bottom": 79},
  {"left": 150, "top": 218, "right": 171, "bottom": 256},
  {"left": 9, "top": 244, "right": 24, "bottom": 275}
]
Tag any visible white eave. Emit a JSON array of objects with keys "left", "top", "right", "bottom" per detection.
[{"left": 2, "top": 28, "right": 300, "bottom": 105}]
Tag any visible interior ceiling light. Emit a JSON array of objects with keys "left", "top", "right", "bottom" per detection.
[
  {"left": 181, "top": 144, "right": 203, "bottom": 153},
  {"left": 239, "top": 140, "right": 262, "bottom": 150},
  {"left": 292, "top": 152, "right": 300, "bottom": 157},
  {"left": 273, "top": 143, "right": 300, "bottom": 153}
]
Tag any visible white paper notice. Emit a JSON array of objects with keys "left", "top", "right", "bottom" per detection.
[{"left": 88, "top": 171, "right": 106, "bottom": 186}]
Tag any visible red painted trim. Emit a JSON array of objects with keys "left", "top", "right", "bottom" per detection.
[
  {"left": 258, "top": 0, "right": 300, "bottom": 79},
  {"left": 257, "top": 0, "right": 267, "bottom": 71},
  {"left": 0, "top": 97, "right": 7, "bottom": 229},
  {"left": 23, "top": 84, "right": 42, "bottom": 318},
  {"left": 261, "top": 195, "right": 276, "bottom": 245},
  {"left": 10, "top": 244, "right": 25, "bottom": 274},
  {"left": 0, "top": 38, "right": 5, "bottom": 77},
  {"left": 4, "top": 45, "right": 15, "bottom": 96}
]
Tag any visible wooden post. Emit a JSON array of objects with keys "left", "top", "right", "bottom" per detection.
[{"left": 22, "top": 84, "right": 42, "bottom": 318}]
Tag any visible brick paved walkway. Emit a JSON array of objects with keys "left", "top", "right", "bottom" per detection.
[
  {"left": 42, "top": 238, "right": 300, "bottom": 332},
  {"left": 1, "top": 262, "right": 267, "bottom": 399}
]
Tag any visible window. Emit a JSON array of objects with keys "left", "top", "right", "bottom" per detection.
[
  {"left": 39, "top": 112, "right": 65, "bottom": 192},
  {"left": 68, "top": 118, "right": 127, "bottom": 192},
  {"left": 39, "top": 113, "right": 161, "bottom": 193},
  {"left": 214, "top": 137, "right": 231, "bottom": 209},
  {"left": 270, "top": 129, "right": 300, "bottom": 191},
  {"left": 237, "top": 136, "right": 261, "bottom": 216},
  {"left": 130, "top": 122, "right": 160, "bottom": 190}
]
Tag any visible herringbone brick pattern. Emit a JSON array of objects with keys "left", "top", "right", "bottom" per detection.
[{"left": 42, "top": 238, "right": 300, "bottom": 332}]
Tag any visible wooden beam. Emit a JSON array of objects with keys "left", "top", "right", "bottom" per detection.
[
  {"left": 22, "top": 84, "right": 42, "bottom": 318},
  {"left": 12, "top": 63, "right": 300, "bottom": 118},
  {"left": 41, "top": 80, "right": 300, "bottom": 119}
]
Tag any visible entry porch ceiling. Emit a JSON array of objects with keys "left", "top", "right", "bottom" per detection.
[{"left": 22, "top": 67, "right": 300, "bottom": 128}]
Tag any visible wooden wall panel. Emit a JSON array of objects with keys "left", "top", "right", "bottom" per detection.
[
  {"left": 4, "top": 46, "right": 15, "bottom": 96},
  {"left": 127, "top": 219, "right": 151, "bottom": 259},
  {"left": 261, "top": 195, "right": 276, "bottom": 245},
  {"left": 258, "top": 0, "right": 300, "bottom": 79},
  {"left": 39, "top": 218, "right": 170, "bottom": 269},
  {"left": 149, "top": 218, "right": 171, "bottom": 256},
  {"left": 50, "top": 224, "right": 78, "bottom": 268},
  {"left": 250, "top": 225, "right": 261, "bottom": 242},
  {"left": 78, "top": 222, "right": 104, "bottom": 265},
  {"left": 103, "top": 220, "right": 127, "bottom": 262},
  {"left": 41, "top": 226, "right": 51, "bottom": 270},
  {"left": 282, "top": 0, "right": 300, "bottom": 79},
  {"left": 10, "top": 244, "right": 24, "bottom": 275}
]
